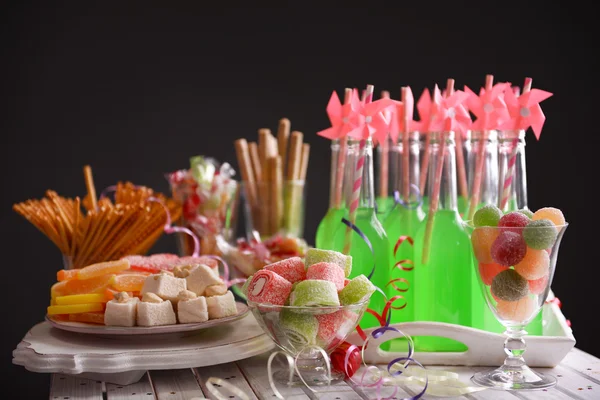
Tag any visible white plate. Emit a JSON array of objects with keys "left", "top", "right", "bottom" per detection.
[{"left": 46, "top": 302, "right": 248, "bottom": 336}]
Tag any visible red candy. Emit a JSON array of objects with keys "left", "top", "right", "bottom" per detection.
[
  {"left": 491, "top": 231, "right": 527, "bottom": 266},
  {"left": 306, "top": 262, "right": 345, "bottom": 291},
  {"left": 478, "top": 262, "right": 509, "bottom": 286},
  {"left": 528, "top": 274, "right": 549, "bottom": 295},
  {"left": 264, "top": 257, "right": 306, "bottom": 284},
  {"left": 498, "top": 212, "right": 530, "bottom": 234},
  {"left": 316, "top": 310, "right": 357, "bottom": 349},
  {"left": 246, "top": 269, "right": 292, "bottom": 305}
]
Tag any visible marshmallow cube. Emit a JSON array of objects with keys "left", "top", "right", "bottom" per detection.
[
  {"left": 137, "top": 300, "right": 177, "bottom": 326},
  {"left": 141, "top": 274, "right": 187, "bottom": 302},
  {"left": 104, "top": 298, "right": 139, "bottom": 327},
  {"left": 206, "top": 291, "right": 237, "bottom": 319},
  {"left": 186, "top": 264, "right": 224, "bottom": 295},
  {"left": 178, "top": 296, "right": 209, "bottom": 323}
]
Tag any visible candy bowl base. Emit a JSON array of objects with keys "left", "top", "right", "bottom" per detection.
[
  {"left": 273, "top": 360, "right": 345, "bottom": 386},
  {"left": 471, "top": 364, "right": 556, "bottom": 390}
]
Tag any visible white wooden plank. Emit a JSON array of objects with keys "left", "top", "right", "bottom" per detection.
[
  {"left": 426, "top": 366, "right": 519, "bottom": 400},
  {"left": 106, "top": 372, "right": 155, "bottom": 400},
  {"left": 49, "top": 374, "right": 103, "bottom": 400},
  {"left": 560, "top": 348, "right": 600, "bottom": 385},
  {"left": 300, "top": 380, "right": 363, "bottom": 400},
  {"left": 195, "top": 362, "right": 258, "bottom": 399},
  {"left": 236, "top": 353, "right": 310, "bottom": 399},
  {"left": 150, "top": 369, "right": 205, "bottom": 400}
]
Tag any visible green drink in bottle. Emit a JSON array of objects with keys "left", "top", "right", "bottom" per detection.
[
  {"left": 413, "top": 131, "right": 473, "bottom": 352},
  {"left": 332, "top": 137, "right": 390, "bottom": 330}
]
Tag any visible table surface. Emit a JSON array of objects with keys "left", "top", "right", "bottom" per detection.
[{"left": 48, "top": 347, "right": 600, "bottom": 399}]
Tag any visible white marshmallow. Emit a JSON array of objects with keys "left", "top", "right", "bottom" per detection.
[
  {"left": 206, "top": 291, "right": 237, "bottom": 319},
  {"left": 136, "top": 299, "right": 176, "bottom": 326},
  {"left": 178, "top": 296, "right": 209, "bottom": 323},
  {"left": 104, "top": 297, "right": 139, "bottom": 327},
  {"left": 141, "top": 273, "right": 187, "bottom": 302},
  {"left": 186, "top": 264, "right": 223, "bottom": 296}
]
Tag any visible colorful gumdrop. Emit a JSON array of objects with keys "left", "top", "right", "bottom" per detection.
[
  {"left": 533, "top": 207, "right": 566, "bottom": 227},
  {"left": 473, "top": 204, "right": 502, "bottom": 227},
  {"left": 528, "top": 274, "right": 549, "bottom": 295},
  {"left": 523, "top": 219, "right": 558, "bottom": 250},
  {"left": 498, "top": 211, "right": 530, "bottom": 234},
  {"left": 491, "top": 231, "right": 527, "bottom": 266},
  {"left": 491, "top": 269, "right": 529, "bottom": 301},
  {"left": 515, "top": 248, "right": 550, "bottom": 280},
  {"left": 518, "top": 209, "right": 534, "bottom": 218},
  {"left": 471, "top": 227, "right": 499, "bottom": 264},
  {"left": 496, "top": 296, "right": 537, "bottom": 322},
  {"left": 478, "top": 262, "right": 509, "bottom": 286}
]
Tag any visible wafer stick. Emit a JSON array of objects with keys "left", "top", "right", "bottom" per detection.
[
  {"left": 287, "top": 131, "right": 303, "bottom": 180},
  {"left": 269, "top": 156, "right": 283, "bottom": 234},
  {"left": 285, "top": 131, "right": 304, "bottom": 234},
  {"left": 83, "top": 165, "right": 98, "bottom": 212},
  {"left": 300, "top": 143, "right": 310, "bottom": 181},
  {"left": 248, "top": 142, "right": 262, "bottom": 183},
  {"left": 234, "top": 139, "right": 258, "bottom": 209},
  {"left": 277, "top": 118, "right": 290, "bottom": 176}
]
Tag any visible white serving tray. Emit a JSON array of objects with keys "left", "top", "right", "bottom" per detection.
[
  {"left": 13, "top": 312, "right": 275, "bottom": 385},
  {"left": 346, "top": 299, "right": 575, "bottom": 368}
]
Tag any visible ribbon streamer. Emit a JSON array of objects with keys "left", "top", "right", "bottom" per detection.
[
  {"left": 205, "top": 254, "right": 247, "bottom": 288},
  {"left": 205, "top": 377, "right": 250, "bottom": 400},
  {"left": 99, "top": 185, "right": 200, "bottom": 257},
  {"left": 341, "top": 217, "right": 375, "bottom": 280}
]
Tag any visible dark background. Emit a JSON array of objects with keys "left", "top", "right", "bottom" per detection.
[{"left": 2, "top": 2, "right": 596, "bottom": 398}]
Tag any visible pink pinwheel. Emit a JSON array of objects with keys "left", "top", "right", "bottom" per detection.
[
  {"left": 417, "top": 86, "right": 443, "bottom": 133},
  {"left": 388, "top": 87, "right": 422, "bottom": 142},
  {"left": 433, "top": 89, "right": 472, "bottom": 135},
  {"left": 347, "top": 96, "right": 395, "bottom": 144},
  {"left": 317, "top": 89, "right": 360, "bottom": 139},
  {"left": 464, "top": 82, "right": 511, "bottom": 131},
  {"left": 500, "top": 86, "right": 553, "bottom": 140}
]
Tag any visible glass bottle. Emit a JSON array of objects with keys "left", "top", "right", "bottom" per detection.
[
  {"left": 332, "top": 137, "right": 390, "bottom": 330},
  {"left": 413, "top": 131, "right": 473, "bottom": 352},
  {"left": 375, "top": 134, "right": 396, "bottom": 222},
  {"left": 382, "top": 131, "right": 426, "bottom": 352},
  {"left": 316, "top": 139, "right": 348, "bottom": 250},
  {"left": 466, "top": 130, "right": 499, "bottom": 217}
]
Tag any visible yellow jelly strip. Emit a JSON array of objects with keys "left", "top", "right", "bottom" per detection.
[
  {"left": 47, "top": 303, "right": 104, "bottom": 315},
  {"left": 55, "top": 294, "right": 106, "bottom": 305}
]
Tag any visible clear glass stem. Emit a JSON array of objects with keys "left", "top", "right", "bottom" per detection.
[{"left": 503, "top": 327, "right": 527, "bottom": 369}]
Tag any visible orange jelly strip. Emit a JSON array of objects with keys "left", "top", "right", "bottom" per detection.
[
  {"left": 63, "top": 274, "right": 115, "bottom": 295},
  {"left": 57, "top": 259, "right": 130, "bottom": 281},
  {"left": 69, "top": 312, "right": 105, "bottom": 325},
  {"left": 110, "top": 274, "right": 147, "bottom": 292}
]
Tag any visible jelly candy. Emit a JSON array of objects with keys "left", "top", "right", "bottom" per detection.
[
  {"left": 515, "top": 248, "right": 550, "bottom": 280},
  {"left": 473, "top": 204, "right": 502, "bottom": 227},
  {"left": 471, "top": 227, "right": 499, "bottom": 264},
  {"left": 491, "top": 269, "right": 529, "bottom": 301},
  {"left": 498, "top": 211, "right": 530, "bottom": 234},
  {"left": 491, "top": 231, "right": 527, "bottom": 266},
  {"left": 523, "top": 219, "right": 558, "bottom": 250}
]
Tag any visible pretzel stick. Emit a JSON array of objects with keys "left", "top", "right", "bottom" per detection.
[{"left": 83, "top": 165, "right": 98, "bottom": 211}]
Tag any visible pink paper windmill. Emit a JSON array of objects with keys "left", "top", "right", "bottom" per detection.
[
  {"left": 347, "top": 95, "right": 395, "bottom": 144},
  {"left": 464, "top": 82, "right": 511, "bottom": 130},
  {"left": 416, "top": 87, "right": 443, "bottom": 134},
  {"left": 500, "top": 85, "right": 553, "bottom": 139},
  {"left": 433, "top": 88, "right": 472, "bottom": 135},
  {"left": 316, "top": 89, "right": 360, "bottom": 139},
  {"left": 388, "top": 87, "right": 422, "bottom": 142}
]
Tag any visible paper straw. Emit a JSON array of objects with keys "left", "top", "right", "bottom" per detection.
[
  {"left": 418, "top": 89, "right": 432, "bottom": 195},
  {"left": 333, "top": 88, "right": 353, "bottom": 208},
  {"left": 379, "top": 90, "right": 391, "bottom": 199},
  {"left": 499, "top": 77, "right": 532, "bottom": 211},
  {"left": 343, "top": 84, "right": 373, "bottom": 255},
  {"left": 401, "top": 87, "right": 410, "bottom": 202},
  {"left": 455, "top": 129, "right": 468, "bottom": 200},
  {"left": 466, "top": 74, "right": 494, "bottom": 221},
  {"left": 421, "top": 79, "right": 454, "bottom": 264}
]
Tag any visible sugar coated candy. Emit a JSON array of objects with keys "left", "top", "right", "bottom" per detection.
[
  {"left": 471, "top": 227, "right": 500, "bottom": 264},
  {"left": 289, "top": 280, "right": 340, "bottom": 307},
  {"left": 528, "top": 274, "right": 549, "bottom": 295},
  {"left": 305, "top": 248, "right": 352, "bottom": 277},
  {"left": 523, "top": 219, "right": 558, "bottom": 250},
  {"left": 478, "top": 262, "right": 509, "bottom": 286},
  {"left": 247, "top": 269, "right": 292, "bottom": 305},
  {"left": 264, "top": 257, "right": 306, "bottom": 284},
  {"left": 491, "top": 231, "right": 527, "bottom": 266},
  {"left": 532, "top": 207, "right": 566, "bottom": 227},
  {"left": 306, "top": 262, "right": 345, "bottom": 291},
  {"left": 515, "top": 248, "right": 550, "bottom": 280},
  {"left": 496, "top": 296, "right": 537, "bottom": 322},
  {"left": 491, "top": 269, "right": 529, "bottom": 301},
  {"left": 518, "top": 208, "right": 534, "bottom": 218},
  {"left": 498, "top": 211, "right": 530, "bottom": 234},
  {"left": 280, "top": 309, "right": 318, "bottom": 348},
  {"left": 316, "top": 309, "right": 357, "bottom": 348},
  {"left": 339, "top": 275, "right": 376, "bottom": 305},
  {"left": 473, "top": 204, "right": 502, "bottom": 227}
]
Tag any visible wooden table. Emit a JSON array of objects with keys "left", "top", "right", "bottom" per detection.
[{"left": 48, "top": 347, "right": 599, "bottom": 399}]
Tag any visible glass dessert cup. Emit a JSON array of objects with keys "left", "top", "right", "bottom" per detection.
[
  {"left": 468, "top": 221, "right": 568, "bottom": 390},
  {"left": 247, "top": 300, "right": 368, "bottom": 386}
]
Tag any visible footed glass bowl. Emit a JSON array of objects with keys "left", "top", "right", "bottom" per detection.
[{"left": 247, "top": 300, "right": 368, "bottom": 386}]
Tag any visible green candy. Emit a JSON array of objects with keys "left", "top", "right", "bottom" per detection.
[
  {"left": 523, "top": 219, "right": 558, "bottom": 250},
  {"left": 339, "top": 275, "right": 376, "bottom": 305},
  {"left": 517, "top": 208, "right": 534, "bottom": 219},
  {"left": 491, "top": 269, "right": 528, "bottom": 301},
  {"left": 305, "top": 248, "right": 352, "bottom": 277},
  {"left": 241, "top": 275, "right": 253, "bottom": 297},
  {"left": 280, "top": 309, "right": 318, "bottom": 348},
  {"left": 289, "top": 280, "right": 340, "bottom": 307},
  {"left": 473, "top": 204, "right": 503, "bottom": 227}
]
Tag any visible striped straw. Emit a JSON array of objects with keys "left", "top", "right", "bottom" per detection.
[
  {"left": 343, "top": 84, "right": 374, "bottom": 255},
  {"left": 499, "top": 77, "right": 532, "bottom": 211}
]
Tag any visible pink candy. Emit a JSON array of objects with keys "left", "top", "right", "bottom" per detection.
[
  {"left": 316, "top": 309, "right": 357, "bottom": 349},
  {"left": 306, "top": 262, "right": 345, "bottom": 291},
  {"left": 247, "top": 269, "right": 292, "bottom": 305},
  {"left": 263, "top": 257, "right": 306, "bottom": 284}
]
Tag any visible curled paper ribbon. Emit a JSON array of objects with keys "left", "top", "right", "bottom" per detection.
[
  {"left": 204, "top": 254, "right": 247, "bottom": 288},
  {"left": 99, "top": 185, "right": 200, "bottom": 257},
  {"left": 205, "top": 377, "right": 250, "bottom": 400},
  {"left": 341, "top": 217, "right": 375, "bottom": 280}
]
